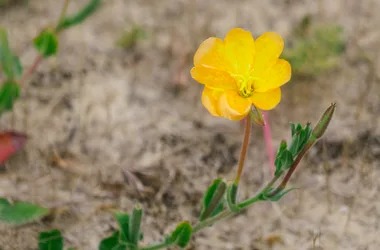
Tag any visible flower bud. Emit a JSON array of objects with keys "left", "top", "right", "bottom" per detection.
[{"left": 312, "top": 102, "right": 336, "bottom": 139}]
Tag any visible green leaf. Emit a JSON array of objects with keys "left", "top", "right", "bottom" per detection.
[
  {"left": 0, "top": 28, "right": 23, "bottom": 79},
  {"left": 199, "top": 178, "right": 226, "bottom": 221},
  {"left": 99, "top": 231, "right": 126, "bottom": 250},
  {"left": 288, "top": 123, "right": 312, "bottom": 157},
  {"left": 38, "top": 229, "right": 64, "bottom": 250},
  {"left": 0, "top": 80, "right": 20, "bottom": 115},
  {"left": 274, "top": 140, "right": 293, "bottom": 177},
  {"left": 128, "top": 204, "right": 143, "bottom": 246},
  {"left": 33, "top": 30, "right": 59, "bottom": 57},
  {"left": 113, "top": 212, "right": 130, "bottom": 243},
  {"left": 56, "top": 0, "right": 101, "bottom": 31},
  {"left": 226, "top": 183, "right": 240, "bottom": 213},
  {"left": 290, "top": 123, "right": 296, "bottom": 137},
  {"left": 168, "top": 221, "right": 192, "bottom": 248},
  {"left": 0, "top": 197, "right": 49, "bottom": 225}
]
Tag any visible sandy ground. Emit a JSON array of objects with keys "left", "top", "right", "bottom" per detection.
[{"left": 1, "top": 0, "right": 380, "bottom": 249}]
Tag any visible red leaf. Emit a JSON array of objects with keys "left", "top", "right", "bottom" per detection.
[{"left": 0, "top": 131, "right": 27, "bottom": 164}]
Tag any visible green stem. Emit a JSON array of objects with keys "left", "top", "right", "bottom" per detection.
[
  {"left": 238, "top": 174, "right": 280, "bottom": 209},
  {"left": 57, "top": 0, "right": 71, "bottom": 27},
  {"left": 193, "top": 210, "right": 233, "bottom": 233}
]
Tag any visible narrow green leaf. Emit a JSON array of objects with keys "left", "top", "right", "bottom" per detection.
[
  {"left": 10, "top": 55, "right": 22, "bottom": 77},
  {"left": 98, "top": 231, "right": 126, "bottom": 250},
  {"left": 200, "top": 178, "right": 226, "bottom": 221},
  {"left": 56, "top": 0, "right": 101, "bottom": 31},
  {"left": 288, "top": 123, "right": 314, "bottom": 157},
  {"left": 305, "top": 123, "right": 312, "bottom": 141},
  {"left": 128, "top": 204, "right": 143, "bottom": 246},
  {"left": 274, "top": 140, "right": 288, "bottom": 177},
  {"left": 296, "top": 124, "right": 302, "bottom": 133},
  {"left": 226, "top": 183, "right": 240, "bottom": 212},
  {"left": 38, "top": 229, "right": 63, "bottom": 250},
  {"left": 282, "top": 150, "right": 293, "bottom": 170},
  {"left": 113, "top": 212, "right": 130, "bottom": 243},
  {"left": 0, "top": 197, "right": 49, "bottom": 225},
  {"left": 0, "top": 80, "right": 20, "bottom": 115},
  {"left": 169, "top": 221, "right": 192, "bottom": 248},
  {"left": 290, "top": 123, "right": 296, "bottom": 136},
  {"left": 274, "top": 148, "right": 293, "bottom": 177},
  {"left": 33, "top": 30, "right": 59, "bottom": 57},
  {"left": 289, "top": 132, "right": 302, "bottom": 156},
  {"left": 0, "top": 29, "right": 23, "bottom": 78}
]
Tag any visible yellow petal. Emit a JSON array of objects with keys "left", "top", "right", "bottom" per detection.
[
  {"left": 193, "top": 37, "right": 230, "bottom": 71},
  {"left": 253, "top": 32, "right": 284, "bottom": 76},
  {"left": 191, "top": 66, "right": 236, "bottom": 90},
  {"left": 224, "top": 28, "right": 255, "bottom": 75},
  {"left": 218, "top": 91, "right": 251, "bottom": 120},
  {"left": 249, "top": 88, "right": 281, "bottom": 110},
  {"left": 202, "top": 87, "right": 222, "bottom": 117},
  {"left": 254, "top": 59, "right": 291, "bottom": 92}
]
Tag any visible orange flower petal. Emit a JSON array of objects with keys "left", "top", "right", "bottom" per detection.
[
  {"left": 202, "top": 87, "right": 222, "bottom": 117},
  {"left": 218, "top": 91, "right": 252, "bottom": 120},
  {"left": 253, "top": 32, "right": 284, "bottom": 76},
  {"left": 224, "top": 28, "right": 255, "bottom": 75},
  {"left": 191, "top": 66, "right": 236, "bottom": 90},
  {"left": 254, "top": 59, "right": 291, "bottom": 92},
  {"left": 249, "top": 88, "right": 281, "bottom": 110},
  {"left": 193, "top": 37, "right": 230, "bottom": 71}
]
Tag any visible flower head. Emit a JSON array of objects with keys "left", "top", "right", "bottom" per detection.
[{"left": 191, "top": 28, "right": 291, "bottom": 120}]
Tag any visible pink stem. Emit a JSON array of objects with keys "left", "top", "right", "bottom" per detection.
[
  {"left": 19, "top": 55, "right": 43, "bottom": 85},
  {"left": 262, "top": 111, "right": 275, "bottom": 175}
]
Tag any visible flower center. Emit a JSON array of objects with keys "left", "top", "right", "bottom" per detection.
[{"left": 231, "top": 74, "right": 258, "bottom": 98}]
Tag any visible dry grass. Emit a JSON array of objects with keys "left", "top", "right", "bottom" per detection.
[{"left": 0, "top": 0, "right": 380, "bottom": 249}]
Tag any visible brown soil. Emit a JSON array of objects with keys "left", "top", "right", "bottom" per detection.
[{"left": 1, "top": 0, "right": 380, "bottom": 249}]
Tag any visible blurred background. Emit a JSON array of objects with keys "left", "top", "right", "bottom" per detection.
[{"left": 0, "top": 0, "right": 379, "bottom": 249}]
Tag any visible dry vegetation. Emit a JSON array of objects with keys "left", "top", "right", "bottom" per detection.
[{"left": 1, "top": 0, "right": 380, "bottom": 249}]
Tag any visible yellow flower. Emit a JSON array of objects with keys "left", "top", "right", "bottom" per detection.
[{"left": 191, "top": 28, "right": 291, "bottom": 120}]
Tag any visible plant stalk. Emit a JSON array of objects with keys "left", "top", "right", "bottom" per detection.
[
  {"left": 18, "top": 55, "right": 43, "bottom": 85},
  {"left": 57, "top": 0, "right": 71, "bottom": 26},
  {"left": 234, "top": 115, "right": 252, "bottom": 185}
]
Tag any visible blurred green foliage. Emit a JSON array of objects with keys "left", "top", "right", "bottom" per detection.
[
  {"left": 282, "top": 15, "right": 346, "bottom": 77},
  {"left": 39, "top": 230, "right": 64, "bottom": 250},
  {"left": 0, "top": 81, "right": 20, "bottom": 116},
  {"left": 56, "top": 0, "right": 101, "bottom": 31},
  {"left": 116, "top": 26, "right": 147, "bottom": 49},
  {"left": 0, "top": 197, "right": 49, "bottom": 225},
  {"left": 33, "top": 29, "right": 59, "bottom": 57},
  {"left": 0, "top": 29, "right": 23, "bottom": 79}
]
